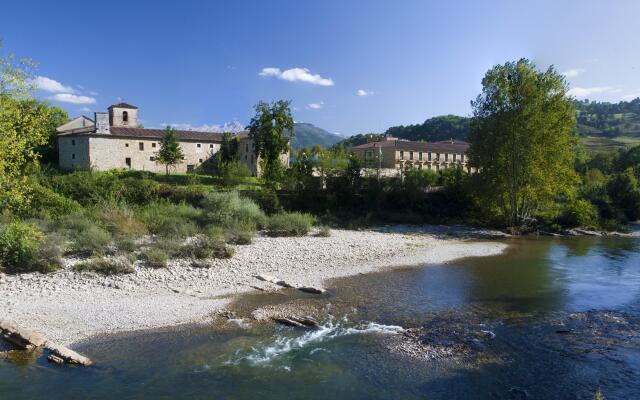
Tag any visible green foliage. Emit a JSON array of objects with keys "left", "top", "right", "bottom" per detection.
[
  {"left": 385, "top": 115, "right": 470, "bottom": 142},
  {"left": 575, "top": 97, "right": 640, "bottom": 138},
  {"left": 56, "top": 213, "right": 112, "bottom": 255},
  {"left": 469, "top": 58, "right": 578, "bottom": 227},
  {"left": 0, "top": 221, "right": 60, "bottom": 273},
  {"left": 97, "top": 204, "right": 147, "bottom": 237},
  {"left": 74, "top": 257, "right": 134, "bottom": 275},
  {"left": 26, "top": 182, "right": 82, "bottom": 219},
  {"left": 247, "top": 100, "right": 294, "bottom": 185},
  {"left": 156, "top": 127, "right": 184, "bottom": 175},
  {"left": 140, "top": 249, "right": 168, "bottom": 268},
  {"left": 266, "top": 212, "right": 315, "bottom": 237},
  {"left": 558, "top": 199, "right": 598, "bottom": 228},
  {"left": 606, "top": 168, "right": 640, "bottom": 221},
  {"left": 137, "top": 201, "right": 200, "bottom": 238},
  {"left": 119, "top": 177, "right": 160, "bottom": 204},
  {"left": 179, "top": 235, "right": 235, "bottom": 259},
  {"left": 199, "top": 191, "right": 266, "bottom": 228},
  {"left": 219, "top": 132, "right": 240, "bottom": 164},
  {"left": 335, "top": 133, "right": 384, "bottom": 148},
  {"left": 219, "top": 160, "right": 252, "bottom": 187},
  {"left": 47, "top": 171, "right": 122, "bottom": 205},
  {"left": 316, "top": 225, "right": 331, "bottom": 237}
]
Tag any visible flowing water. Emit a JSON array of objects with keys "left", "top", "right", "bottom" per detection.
[{"left": 1, "top": 237, "right": 640, "bottom": 399}]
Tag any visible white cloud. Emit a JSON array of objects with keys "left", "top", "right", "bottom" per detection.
[
  {"left": 567, "top": 86, "right": 613, "bottom": 98},
  {"left": 306, "top": 101, "right": 324, "bottom": 110},
  {"left": 78, "top": 106, "right": 92, "bottom": 112},
  {"left": 31, "top": 76, "right": 75, "bottom": 93},
  {"left": 163, "top": 121, "right": 245, "bottom": 133},
  {"left": 562, "top": 68, "right": 586, "bottom": 78},
  {"left": 51, "top": 93, "right": 96, "bottom": 104},
  {"left": 357, "top": 89, "right": 373, "bottom": 96},
  {"left": 259, "top": 67, "right": 334, "bottom": 86}
]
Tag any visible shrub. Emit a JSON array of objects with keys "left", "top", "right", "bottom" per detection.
[
  {"left": 558, "top": 199, "right": 599, "bottom": 228},
  {"left": 200, "top": 191, "right": 267, "bottom": 228},
  {"left": 219, "top": 161, "right": 252, "bottom": 187},
  {"left": 119, "top": 178, "right": 160, "bottom": 205},
  {"left": 158, "top": 185, "right": 208, "bottom": 206},
  {"left": 26, "top": 184, "right": 82, "bottom": 220},
  {"left": 224, "top": 220, "right": 256, "bottom": 245},
  {"left": 191, "top": 259, "right": 214, "bottom": 268},
  {"left": 315, "top": 225, "right": 331, "bottom": 237},
  {"left": 137, "top": 201, "right": 200, "bottom": 238},
  {"left": 48, "top": 171, "right": 122, "bottom": 206},
  {"left": 241, "top": 190, "right": 282, "bottom": 214},
  {"left": 140, "top": 249, "right": 168, "bottom": 268},
  {"left": 114, "top": 236, "right": 137, "bottom": 253},
  {"left": 0, "top": 222, "right": 60, "bottom": 273},
  {"left": 152, "top": 238, "right": 183, "bottom": 258},
  {"left": 266, "top": 212, "right": 315, "bottom": 237},
  {"left": 97, "top": 204, "right": 146, "bottom": 237},
  {"left": 179, "top": 235, "right": 235, "bottom": 259},
  {"left": 74, "top": 257, "right": 134, "bottom": 275},
  {"left": 56, "top": 214, "right": 112, "bottom": 255}
]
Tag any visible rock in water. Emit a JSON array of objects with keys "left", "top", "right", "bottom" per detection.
[
  {"left": 297, "top": 286, "right": 326, "bottom": 294},
  {"left": 45, "top": 341, "right": 92, "bottom": 366},
  {"left": 0, "top": 320, "right": 46, "bottom": 350}
]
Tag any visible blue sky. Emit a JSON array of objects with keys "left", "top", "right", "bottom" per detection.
[{"left": 2, "top": 0, "right": 640, "bottom": 136}]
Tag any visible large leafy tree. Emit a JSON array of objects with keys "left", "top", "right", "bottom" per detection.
[
  {"left": 156, "top": 127, "right": 184, "bottom": 175},
  {"left": 218, "top": 132, "right": 240, "bottom": 165},
  {"left": 0, "top": 44, "right": 61, "bottom": 213},
  {"left": 247, "top": 100, "right": 294, "bottom": 185},
  {"left": 468, "top": 59, "right": 578, "bottom": 228}
]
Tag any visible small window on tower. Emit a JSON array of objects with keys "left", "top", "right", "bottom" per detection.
[
  {"left": 123, "top": 111, "right": 129, "bottom": 124},
  {"left": 125, "top": 143, "right": 129, "bottom": 147},
  {"left": 209, "top": 144, "right": 214, "bottom": 149},
  {"left": 72, "top": 153, "right": 76, "bottom": 159},
  {"left": 71, "top": 139, "right": 76, "bottom": 146},
  {"left": 197, "top": 143, "right": 201, "bottom": 148},
  {"left": 152, "top": 143, "right": 157, "bottom": 148}
]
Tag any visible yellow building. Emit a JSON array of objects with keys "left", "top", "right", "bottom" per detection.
[{"left": 350, "top": 136, "right": 472, "bottom": 173}]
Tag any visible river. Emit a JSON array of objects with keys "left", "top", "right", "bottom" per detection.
[{"left": 1, "top": 237, "right": 639, "bottom": 399}]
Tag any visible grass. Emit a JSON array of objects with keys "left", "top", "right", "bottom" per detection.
[
  {"left": 178, "top": 235, "right": 235, "bottom": 259},
  {"left": 74, "top": 257, "right": 134, "bottom": 275},
  {"left": 315, "top": 225, "right": 331, "bottom": 237}
]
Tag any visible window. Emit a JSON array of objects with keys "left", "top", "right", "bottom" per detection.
[
  {"left": 197, "top": 143, "right": 201, "bottom": 148},
  {"left": 199, "top": 159, "right": 203, "bottom": 163},
  {"left": 150, "top": 156, "right": 155, "bottom": 161},
  {"left": 186, "top": 165, "right": 194, "bottom": 173},
  {"left": 125, "top": 157, "right": 131, "bottom": 167},
  {"left": 461, "top": 153, "right": 465, "bottom": 163},
  {"left": 419, "top": 151, "right": 422, "bottom": 161},
  {"left": 139, "top": 142, "right": 144, "bottom": 151},
  {"left": 122, "top": 111, "right": 129, "bottom": 124},
  {"left": 453, "top": 153, "right": 457, "bottom": 162},
  {"left": 245, "top": 143, "right": 249, "bottom": 152},
  {"left": 152, "top": 143, "right": 156, "bottom": 148},
  {"left": 436, "top": 153, "right": 441, "bottom": 161},
  {"left": 252, "top": 142, "right": 255, "bottom": 149},
  {"left": 251, "top": 155, "right": 254, "bottom": 164},
  {"left": 428, "top": 152, "right": 432, "bottom": 161},
  {"left": 181, "top": 156, "right": 185, "bottom": 160},
  {"left": 245, "top": 155, "right": 248, "bottom": 160},
  {"left": 72, "top": 153, "right": 76, "bottom": 159},
  {"left": 365, "top": 150, "right": 373, "bottom": 161},
  {"left": 71, "top": 139, "right": 76, "bottom": 146},
  {"left": 209, "top": 144, "right": 214, "bottom": 149},
  {"left": 399, "top": 150, "right": 404, "bottom": 160},
  {"left": 445, "top": 153, "right": 449, "bottom": 162},
  {"left": 409, "top": 151, "right": 414, "bottom": 161},
  {"left": 125, "top": 143, "right": 129, "bottom": 147}
]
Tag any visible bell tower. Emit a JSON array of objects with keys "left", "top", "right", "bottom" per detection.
[{"left": 108, "top": 102, "right": 139, "bottom": 127}]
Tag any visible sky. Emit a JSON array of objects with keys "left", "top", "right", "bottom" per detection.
[{"left": 2, "top": 0, "right": 640, "bottom": 136}]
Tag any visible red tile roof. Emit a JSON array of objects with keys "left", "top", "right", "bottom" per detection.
[{"left": 57, "top": 126, "right": 228, "bottom": 142}]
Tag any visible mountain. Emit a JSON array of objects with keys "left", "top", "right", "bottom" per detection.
[
  {"left": 384, "top": 114, "right": 470, "bottom": 142},
  {"left": 289, "top": 123, "right": 343, "bottom": 150}
]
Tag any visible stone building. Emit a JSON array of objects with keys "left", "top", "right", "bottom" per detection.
[
  {"left": 350, "top": 136, "right": 473, "bottom": 173},
  {"left": 57, "top": 103, "right": 288, "bottom": 175}
]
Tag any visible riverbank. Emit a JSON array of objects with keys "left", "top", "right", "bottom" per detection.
[{"left": 0, "top": 226, "right": 507, "bottom": 347}]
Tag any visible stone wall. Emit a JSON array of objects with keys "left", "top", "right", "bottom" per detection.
[{"left": 58, "top": 136, "right": 90, "bottom": 170}]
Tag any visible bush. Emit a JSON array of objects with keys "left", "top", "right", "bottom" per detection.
[
  {"left": 119, "top": 178, "right": 160, "bottom": 205},
  {"left": 179, "top": 235, "right": 235, "bottom": 259},
  {"left": 140, "top": 249, "right": 168, "bottom": 268},
  {"left": 114, "top": 236, "right": 137, "bottom": 253},
  {"left": 26, "top": 184, "right": 82, "bottom": 220},
  {"left": 224, "top": 221, "right": 256, "bottom": 245},
  {"left": 315, "top": 225, "right": 331, "bottom": 237},
  {"left": 220, "top": 161, "right": 252, "bottom": 187},
  {"left": 558, "top": 199, "right": 599, "bottom": 228},
  {"left": 241, "top": 190, "right": 282, "bottom": 214},
  {"left": 56, "top": 214, "right": 112, "bottom": 255},
  {"left": 97, "top": 204, "right": 147, "bottom": 237},
  {"left": 266, "top": 212, "right": 315, "bottom": 237},
  {"left": 152, "top": 238, "right": 183, "bottom": 258},
  {"left": 158, "top": 185, "right": 208, "bottom": 206},
  {"left": 48, "top": 171, "right": 122, "bottom": 206},
  {"left": 191, "top": 259, "right": 214, "bottom": 268},
  {"left": 0, "top": 222, "right": 60, "bottom": 273},
  {"left": 200, "top": 191, "right": 267, "bottom": 228},
  {"left": 137, "top": 201, "right": 200, "bottom": 238},
  {"left": 74, "top": 257, "right": 134, "bottom": 275}
]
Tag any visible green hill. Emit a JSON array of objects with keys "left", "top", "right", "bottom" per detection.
[
  {"left": 336, "top": 98, "right": 640, "bottom": 152},
  {"left": 289, "top": 123, "right": 343, "bottom": 150}
]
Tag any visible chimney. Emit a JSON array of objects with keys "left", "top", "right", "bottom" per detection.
[{"left": 95, "top": 112, "right": 110, "bottom": 134}]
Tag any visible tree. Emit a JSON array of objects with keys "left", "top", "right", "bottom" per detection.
[
  {"left": 156, "top": 127, "right": 184, "bottom": 175},
  {"left": 218, "top": 132, "right": 240, "bottom": 165},
  {"left": 0, "top": 43, "right": 55, "bottom": 213},
  {"left": 247, "top": 100, "right": 294, "bottom": 186},
  {"left": 468, "top": 59, "right": 578, "bottom": 228},
  {"left": 607, "top": 167, "right": 640, "bottom": 221}
]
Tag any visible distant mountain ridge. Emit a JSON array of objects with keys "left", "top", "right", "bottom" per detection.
[
  {"left": 289, "top": 122, "right": 343, "bottom": 150},
  {"left": 334, "top": 98, "right": 640, "bottom": 151}
]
